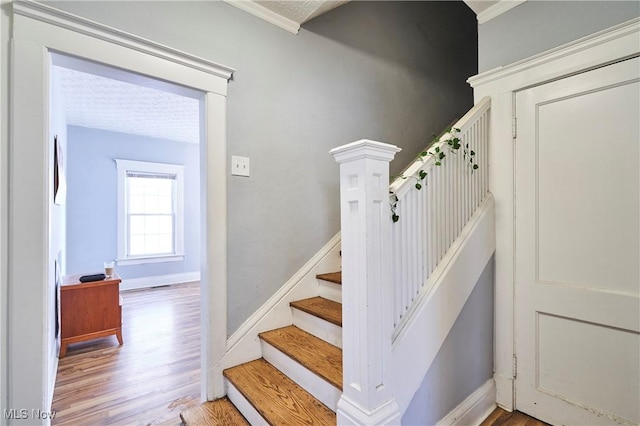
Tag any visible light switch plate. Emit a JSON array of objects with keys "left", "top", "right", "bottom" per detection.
[{"left": 231, "top": 155, "right": 250, "bottom": 177}]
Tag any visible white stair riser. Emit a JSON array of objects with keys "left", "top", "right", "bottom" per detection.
[
  {"left": 261, "top": 340, "right": 341, "bottom": 411},
  {"left": 225, "top": 378, "right": 268, "bottom": 425},
  {"left": 292, "top": 308, "right": 342, "bottom": 348},
  {"left": 318, "top": 281, "right": 342, "bottom": 303}
]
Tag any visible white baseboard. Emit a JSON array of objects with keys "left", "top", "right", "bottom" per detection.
[
  {"left": 213, "top": 233, "right": 342, "bottom": 375},
  {"left": 437, "top": 379, "right": 496, "bottom": 426},
  {"left": 120, "top": 271, "right": 200, "bottom": 291}
]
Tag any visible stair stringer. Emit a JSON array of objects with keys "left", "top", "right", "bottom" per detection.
[
  {"left": 211, "top": 232, "right": 341, "bottom": 395},
  {"left": 390, "top": 194, "right": 496, "bottom": 415}
]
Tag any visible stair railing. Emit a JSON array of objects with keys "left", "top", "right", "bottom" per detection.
[
  {"left": 330, "top": 96, "right": 491, "bottom": 424},
  {"left": 389, "top": 96, "right": 491, "bottom": 333}
]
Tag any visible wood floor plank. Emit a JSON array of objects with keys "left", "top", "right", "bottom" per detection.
[
  {"left": 51, "top": 282, "right": 201, "bottom": 425},
  {"left": 316, "top": 271, "right": 342, "bottom": 285},
  {"left": 224, "top": 359, "right": 336, "bottom": 425},
  {"left": 290, "top": 297, "right": 342, "bottom": 326},
  {"left": 259, "top": 326, "right": 342, "bottom": 389},
  {"left": 481, "top": 408, "right": 550, "bottom": 426},
  {"left": 181, "top": 398, "right": 249, "bottom": 426},
  {"left": 480, "top": 406, "right": 509, "bottom": 426}
]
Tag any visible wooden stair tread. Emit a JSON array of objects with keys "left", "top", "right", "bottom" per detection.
[
  {"left": 316, "top": 271, "right": 342, "bottom": 285},
  {"left": 290, "top": 297, "right": 342, "bottom": 327},
  {"left": 224, "top": 358, "right": 336, "bottom": 425},
  {"left": 259, "top": 326, "right": 342, "bottom": 390},
  {"left": 180, "top": 397, "right": 249, "bottom": 425}
]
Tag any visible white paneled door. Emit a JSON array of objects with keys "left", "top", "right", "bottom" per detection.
[{"left": 515, "top": 57, "right": 640, "bottom": 425}]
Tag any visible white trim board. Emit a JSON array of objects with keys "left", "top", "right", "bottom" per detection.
[
  {"left": 13, "top": 0, "right": 235, "bottom": 82},
  {"left": 436, "top": 379, "right": 496, "bottom": 426},
  {"left": 120, "top": 271, "right": 200, "bottom": 291},
  {"left": 468, "top": 17, "right": 640, "bottom": 410},
  {"left": 468, "top": 18, "right": 640, "bottom": 91},
  {"left": 8, "top": 1, "right": 230, "bottom": 414}
]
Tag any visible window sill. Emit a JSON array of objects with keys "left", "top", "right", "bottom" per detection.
[{"left": 116, "top": 254, "right": 186, "bottom": 266}]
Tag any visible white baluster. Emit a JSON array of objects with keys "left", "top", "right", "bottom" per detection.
[{"left": 330, "top": 140, "right": 402, "bottom": 425}]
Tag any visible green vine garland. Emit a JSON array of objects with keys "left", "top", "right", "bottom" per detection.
[{"left": 390, "top": 127, "right": 478, "bottom": 223}]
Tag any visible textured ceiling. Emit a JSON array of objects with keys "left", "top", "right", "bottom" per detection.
[
  {"left": 258, "top": 0, "right": 349, "bottom": 24},
  {"left": 58, "top": 67, "right": 200, "bottom": 144}
]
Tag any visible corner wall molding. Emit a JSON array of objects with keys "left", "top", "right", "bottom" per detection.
[
  {"left": 477, "top": 0, "right": 527, "bottom": 24},
  {"left": 222, "top": 0, "right": 300, "bottom": 35},
  {"left": 12, "top": 0, "right": 236, "bottom": 80}
]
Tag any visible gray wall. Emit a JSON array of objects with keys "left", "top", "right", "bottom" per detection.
[
  {"left": 66, "top": 126, "right": 200, "bottom": 279},
  {"left": 479, "top": 0, "right": 640, "bottom": 72},
  {"left": 46, "top": 0, "right": 478, "bottom": 335},
  {"left": 402, "top": 257, "right": 494, "bottom": 425}
]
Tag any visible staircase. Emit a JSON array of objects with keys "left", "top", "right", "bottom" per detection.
[
  {"left": 182, "top": 97, "right": 493, "bottom": 425},
  {"left": 181, "top": 272, "right": 343, "bottom": 425}
]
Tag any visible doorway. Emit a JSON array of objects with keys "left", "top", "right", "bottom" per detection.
[
  {"left": 514, "top": 57, "right": 640, "bottom": 425},
  {"left": 49, "top": 55, "right": 203, "bottom": 421},
  {"left": 8, "top": 2, "right": 232, "bottom": 416}
]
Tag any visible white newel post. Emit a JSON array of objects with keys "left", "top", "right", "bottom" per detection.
[{"left": 330, "top": 140, "right": 402, "bottom": 425}]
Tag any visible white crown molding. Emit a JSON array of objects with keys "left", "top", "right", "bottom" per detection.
[
  {"left": 223, "top": 0, "right": 300, "bottom": 35},
  {"left": 477, "top": 0, "right": 527, "bottom": 24},
  {"left": 12, "top": 0, "right": 236, "bottom": 80}
]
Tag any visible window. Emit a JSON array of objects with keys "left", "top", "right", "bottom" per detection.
[{"left": 116, "top": 159, "right": 185, "bottom": 265}]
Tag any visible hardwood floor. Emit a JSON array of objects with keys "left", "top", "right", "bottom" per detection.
[
  {"left": 481, "top": 408, "right": 550, "bottom": 426},
  {"left": 52, "top": 282, "right": 201, "bottom": 425}
]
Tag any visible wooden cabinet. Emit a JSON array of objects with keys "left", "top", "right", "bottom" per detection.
[{"left": 60, "top": 273, "right": 123, "bottom": 358}]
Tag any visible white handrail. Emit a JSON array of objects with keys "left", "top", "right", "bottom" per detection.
[
  {"left": 390, "top": 96, "right": 491, "bottom": 328},
  {"left": 390, "top": 96, "right": 491, "bottom": 196}
]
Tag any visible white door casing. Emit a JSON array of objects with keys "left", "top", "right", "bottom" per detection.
[
  {"left": 515, "top": 57, "right": 640, "bottom": 425},
  {"left": 468, "top": 18, "right": 640, "bottom": 410},
  {"left": 8, "top": 1, "right": 232, "bottom": 420}
]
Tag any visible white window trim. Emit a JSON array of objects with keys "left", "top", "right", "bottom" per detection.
[{"left": 115, "top": 159, "right": 186, "bottom": 266}]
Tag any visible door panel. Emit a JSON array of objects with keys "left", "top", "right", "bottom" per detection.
[
  {"left": 515, "top": 57, "right": 640, "bottom": 425},
  {"left": 537, "top": 313, "right": 639, "bottom": 423},
  {"left": 536, "top": 83, "right": 639, "bottom": 293}
]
